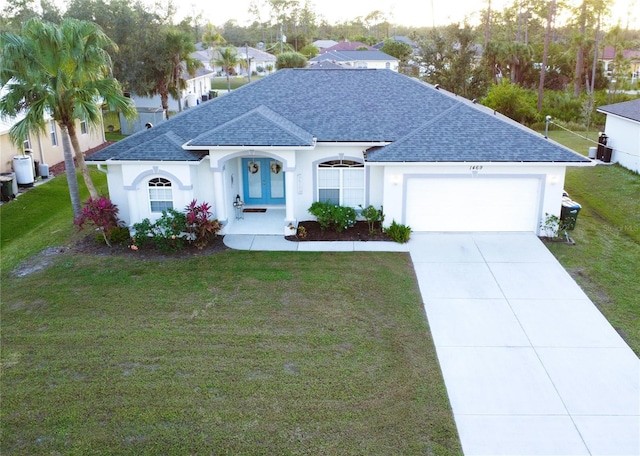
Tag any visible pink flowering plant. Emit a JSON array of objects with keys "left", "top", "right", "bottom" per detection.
[
  {"left": 184, "top": 200, "right": 222, "bottom": 250},
  {"left": 74, "top": 196, "right": 129, "bottom": 246},
  {"left": 130, "top": 200, "right": 221, "bottom": 252}
]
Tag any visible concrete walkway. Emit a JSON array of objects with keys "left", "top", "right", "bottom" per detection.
[{"left": 224, "top": 232, "right": 640, "bottom": 455}]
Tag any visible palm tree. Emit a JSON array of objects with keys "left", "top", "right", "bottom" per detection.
[
  {"left": 140, "top": 28, "right": 201, "bottom": 118},
  {"left": 0, "top": 18, "right": 135, "bottom": 216},
  {"left": 215, "top": 47, "right": 241, "bottom": 92}
]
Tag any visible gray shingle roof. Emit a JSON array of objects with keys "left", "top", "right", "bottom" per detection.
[
  {"left": 89, "top": 69, "right": 589, "bottom": 163},
  {"left": 310, "top": 50, "right": 397, "bottom": 62},
  {"left": 188, "top": 105, "right": 315, "bottom": 147},
  {"left": 597, "top": 98, "right": 640, "bottom": 123}
]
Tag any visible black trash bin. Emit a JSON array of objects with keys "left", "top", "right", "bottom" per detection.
[
  {"left": 560, "top": 196, "right": 582, "bottom": 230},
  {"left": 597, "top": 133, "right": 608, "bottom": 160},
  {"left": 0, "top": 174, "right": 16, "bottom": 201}
]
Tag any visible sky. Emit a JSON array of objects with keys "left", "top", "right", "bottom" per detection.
[
  {"left": 0, "top": 0, "right": 635, "bottom": 28},
  {"left": 185, "top": 0, "right": 636, "bottom": 29}
]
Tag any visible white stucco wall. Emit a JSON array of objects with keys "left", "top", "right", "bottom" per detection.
[
  {"left": 101, "top": 148, "right": 573, "bottom": 235},
  {"left": 130, "top": 75, "right": 213, "bottom": 112},
  {"left": 102, "top": 161, "right": 211, "bottom": 226},
  {"left": 603, "top": 115, "right": 640, "bottom": 173}
]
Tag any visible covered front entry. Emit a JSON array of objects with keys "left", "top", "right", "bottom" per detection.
[
  {"left": 242, "top": 158, "right": 285, "bottom": 205},
  {"left": 405, "top": 176, "right": 542, "bottom": 232}
]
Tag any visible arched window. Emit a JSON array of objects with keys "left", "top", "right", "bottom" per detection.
[
  {"left": 148, "top": 177, "right": 173, "bottom": 213},
  {"left": 317, "top": 159, "right": 364, "bottom": 207}
]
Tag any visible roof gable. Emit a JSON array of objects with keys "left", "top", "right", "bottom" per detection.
[
  {"left": 188, "top": 105, "right": 315, "bottom": 147},
  {"left": 321, "top": 41, "right": 374, "bottom": 52},
  {"left": 311, "top": 50, "right": 398, "bottom": 62}
]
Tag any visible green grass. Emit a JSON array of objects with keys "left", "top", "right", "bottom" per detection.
[
  {"left": 0, "top": 170, "right": 107, "bottom": 275},
  {"left": 211, "top": 75, "right": 264, "bottom": 91},
  {"left": 545, "top": 129, "right": 600, "bottom": 156},
  {"left": 1, "top": 171, "right": 461, "bottom": 454},
  {"left": 542, "top": 130, "right": 640, "bottom": 355}
]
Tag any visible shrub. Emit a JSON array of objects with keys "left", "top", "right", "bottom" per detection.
[
  {"left": 132, "top": 209, "right": 187, "bottom": 253},
  {"left": 275, "top": 52, "right": 307, "bottom": 69},
  {"left": 74, "top": 196, "right": 128, "bottom": 246},
  {"left": 359, "top": 205, "right": 384, "bottom": 234},
  {"left": 481, "top": 81, "right": 538, "bottom": 124},
  {"left": 308, "top": 201, "right": 356, "bottom": 232},
  {"left": 131, "top": 200, "right": 222, "bottom": 252},
  {"left": 384, "top": 220, "right": 412, "bottom": 243},
  {"left": 539, "top": 213, "right": 569, "bottom": 240},
  {"left": 184, "top": 200, "right": 222, "bottom": 250}
]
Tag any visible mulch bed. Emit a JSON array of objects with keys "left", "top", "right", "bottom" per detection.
[
  {"left": 71, "top": 234, "right": 229, "bottom": 260},
  {"left": 70, "top": 221, "right": 389, "bottom": 261},
  {"left": 286, "top": 221, "right": 392, "bottom": 242}
]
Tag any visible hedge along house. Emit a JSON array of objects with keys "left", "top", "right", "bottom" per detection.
[{"left": 87, "top": 69, "right": 593, "bottom": 235}]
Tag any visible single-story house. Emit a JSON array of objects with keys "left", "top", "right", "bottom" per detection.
[
  {"left": 312, "top": 40, "right": 338, "bottom": 51},
  {"left": 191, "top": 46, "right": 277, "bottom": 77},
  {"left": 129, "top": 67, "right": 216, "bottom": 114},
  {"left": 87, "top": 69, "right": 593, "bottom": 235},
  {"left": 597, "top": 98, "right": 640, "bottom": 173},
  {"left": 373, "top": 36, "right": 419, "bottom": 53},
  {"left": 320, "top": 41, "right": 375, "bottom": 53},
  {"left": 309, "top": 51, "right": 399, "bottom": 71}
]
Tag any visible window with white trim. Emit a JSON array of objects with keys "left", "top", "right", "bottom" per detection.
[
  {"left": 317, "top": 159, "right": 365, "bottom": 207},
  {"left": 80, "top": 119, "right": 88, "bottom": 135},
  {"left": 50, "top": 120, "right": 58, "bottom": 146},
  {"left": 148, "top": 177, "right": 173, "bottom": 213},
  {"left": 23, "top": 134, "right": 31, "bottom": 151}
]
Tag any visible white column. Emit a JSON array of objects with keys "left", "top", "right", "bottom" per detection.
[
  {"left": 285, "top": 171, "right": 295, "bottom": 222},
  {"left": 213, "top": 170, "right": 227, "bottom": 223}
]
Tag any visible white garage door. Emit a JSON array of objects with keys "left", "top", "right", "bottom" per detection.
[{"left": 405, "top": 176, "right": 541, "bottom": 232}]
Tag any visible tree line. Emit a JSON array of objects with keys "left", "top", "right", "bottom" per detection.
[{"left": 1, "top": 0, "right": 638, "bottom": 220}]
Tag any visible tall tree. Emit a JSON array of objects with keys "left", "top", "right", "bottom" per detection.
[
  {"left": 420, "top": 23, "right": 485, "bottom": 98},
  {"left": 215, "top": 47, "right": 242, "bottom": 92},
  {"left": 138, "top": 28, "right": 201, "bottom": 117},
  {"left": 572, "top": 0, "right": 609, "bottom": 96},
  {"left": 537, "top": 0, "right": 556, "bottom": 111},
  {"left": 0, "top": 18, "right": 135, "bottom": 216}
]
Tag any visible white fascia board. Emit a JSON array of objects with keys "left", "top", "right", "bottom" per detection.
[{"left": 365, "top": 160, "right": 596, "bottom": 167}]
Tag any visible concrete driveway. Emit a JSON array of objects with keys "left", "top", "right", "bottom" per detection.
[{"left": 409, "top": 233, "right": 640, "bottom": 456}]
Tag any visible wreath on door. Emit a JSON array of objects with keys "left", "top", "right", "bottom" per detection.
[
  {"left": 248, "top": 161, "right": 259, "bottom": 174},
  {"left": 270, "top": 162, "right": 282, "bottom": 174}
]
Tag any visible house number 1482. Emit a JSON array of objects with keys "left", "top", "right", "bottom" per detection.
[{"left": 469, "top": 165, "right": 483, "bottom": 170}]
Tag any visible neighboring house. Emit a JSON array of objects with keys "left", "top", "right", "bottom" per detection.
[
  {"left": 312, "top": 40, "right": 338, "bottom": 52},
  {"left": 1, "top": 104, "right": 105, "bottom": 175},
  {"left": 309, "top": 50, "right": 399, "bottom": 71},
  {"left": 373, "top": 35, "right": 419, "bottom": 53},
  {"left": 320, "top": 41, "right": 375, "bottom": 53},
  {"left": 307, "top": 61, "right": 350, "bottom": 70},
  {"left": 597, "top": 98, "right": 640, "bottom": 173},
  {"left": 129, "top": 67, "right": 216, "bottom": 114},
  {"left": 87, "top": 69, "right": 592, "bottom": 235},
  {"left": 600, "top": 45, "right": 640, "bottom": 80},
  {"left": 191, "top": 46, "right": 277, "bottom": 76}
]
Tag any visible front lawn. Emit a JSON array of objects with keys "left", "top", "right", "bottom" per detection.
[{"left": 0, "top": 173, "right": 461, "bottom": 454}]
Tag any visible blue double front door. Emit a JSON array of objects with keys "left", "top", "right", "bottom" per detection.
[{"left": 241, "top": 158, "right": 285, "bottom": 205}]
